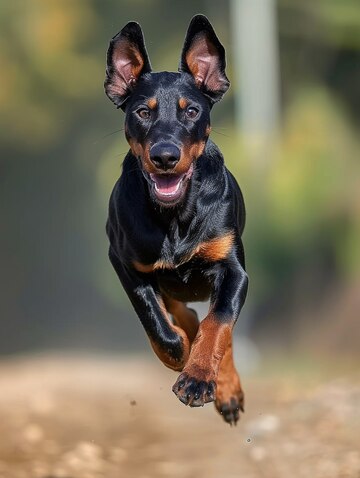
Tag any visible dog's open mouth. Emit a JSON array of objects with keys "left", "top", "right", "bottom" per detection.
[{"left": 149, "top": 164, "right": 193, "bottom": 203}]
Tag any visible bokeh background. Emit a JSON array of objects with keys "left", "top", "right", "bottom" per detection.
[
  {"left": 0, "top": 1, "right": 359, "bottom": 476},
  {"left": 1, "top": 0, "right": 359, "bottom": 357}
]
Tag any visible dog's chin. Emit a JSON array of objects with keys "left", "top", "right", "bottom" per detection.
[{"left": 148, "top": 163, "right": 194, "bottom": 207}]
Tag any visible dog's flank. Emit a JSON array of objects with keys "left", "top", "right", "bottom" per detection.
[{"left": 105, "top": 14, "right": 248, "bottom": 425}]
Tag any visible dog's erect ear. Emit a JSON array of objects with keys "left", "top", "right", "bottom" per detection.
[
  {"left": 179, "top": 15, "right": 229, "bottom": 103},
  {"left": 105, "top": 22, "right": 151, "bottom": 109}
]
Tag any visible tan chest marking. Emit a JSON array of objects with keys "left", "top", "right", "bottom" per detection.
[
  {"left": 132, "top": 259, "right": 174, "bottom": 273},
  {"left": 187, "top": 232, "right": 234, "bottom": 263},
  {"left": 132, "top": 232, "right": 234, "bottom": 273}
]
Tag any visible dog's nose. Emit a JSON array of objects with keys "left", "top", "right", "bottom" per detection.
[{"left": 149, "top": 143, "right": 180, "bottom": 171}]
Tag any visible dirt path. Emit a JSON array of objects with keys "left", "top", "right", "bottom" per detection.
[{"left": 0, "top": 354, "right": 359, "bottom": 478}]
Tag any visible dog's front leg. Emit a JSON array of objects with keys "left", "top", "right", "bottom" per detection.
[
  {"left": 172, "top": 254, "right": 248, "bottom": 408},
  {"left": 109, "top": 248, "right": 190, "bottom": 371}
]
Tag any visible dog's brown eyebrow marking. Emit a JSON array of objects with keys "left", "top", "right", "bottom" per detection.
[
  {"left": 147, "top": 97, "right": 157, "bottom": 109},
  {"left": 179, "top": 97, "right": 188, "bottom": 109}
]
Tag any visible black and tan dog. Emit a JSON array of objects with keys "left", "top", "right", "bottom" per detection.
[{"left": 104, "top": 14, "right": 248, "bottom": 425}]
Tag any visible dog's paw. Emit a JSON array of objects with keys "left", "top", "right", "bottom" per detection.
[
  {"left": 215, "top": 389, "right": 244, "bottom": 426},
  {"left": 172, "top": 372, "right": 216, "bottom": 407}
]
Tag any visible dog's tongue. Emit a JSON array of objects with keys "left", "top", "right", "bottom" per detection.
[{"left": 151, "top": 174, "right": 182, "bottom": 195}]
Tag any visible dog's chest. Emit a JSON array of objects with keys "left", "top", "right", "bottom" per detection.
[{"left": 132, "top": 230, "right": 234, "bottom": 273}]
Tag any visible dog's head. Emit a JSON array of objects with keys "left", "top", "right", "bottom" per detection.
[{"left": 105, "top": 15, "right": 229, "bottom": 207}]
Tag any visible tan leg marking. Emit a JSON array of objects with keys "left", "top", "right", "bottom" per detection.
[
  {"left": 162, "top": 296, "right": 199, "bottom": 343},
  {"left": 183, "top": 315, "right": 231, "bottom": 382},
  {"left": 148, "top": 297, "right": 190, "bottom": 372},
  {"left": 215, "top": 337, "right": 244, "bottom": 424},
  {"left": 172, "top": 315, "right": 232, "bottom": 407}
]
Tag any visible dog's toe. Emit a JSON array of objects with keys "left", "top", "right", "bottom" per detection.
[
  {"left": 215, "top": 393, "right": 244, "bottom": 426},
  {"left": 173, "top": 373, "right": 216, "bottom": 407}
]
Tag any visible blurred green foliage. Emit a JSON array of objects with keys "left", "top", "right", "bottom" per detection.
[{"left": 0, "top": 0, "right": 359, "bottom": 353}]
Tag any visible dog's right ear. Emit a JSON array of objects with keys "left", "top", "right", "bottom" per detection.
[{"left": 105, "top": 22, "right": 151, "bottom": 109}]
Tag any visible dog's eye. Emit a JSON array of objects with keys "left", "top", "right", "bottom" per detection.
[
  {"left": 186, "top": 106, "right": 199, "bottom": 119},
  {"left": 137, "top": 108, "right": 151, "bottom": 119}
]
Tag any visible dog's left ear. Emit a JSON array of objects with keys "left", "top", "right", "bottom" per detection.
[
  {"left": 105, "top": 22, "right": 152, "bottom": 109},
  {"left": 179, "top": 15, "right": 230, "bottom": 103}
]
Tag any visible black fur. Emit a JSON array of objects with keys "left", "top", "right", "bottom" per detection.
[{"left": 104, "top": 15, "right": 248, "bottom": 425}]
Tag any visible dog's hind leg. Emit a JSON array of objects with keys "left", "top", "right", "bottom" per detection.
[
  {"left": 214, "top": 336, "right": 244, "bottom": 425},
  {"left": 162, "top": 296, "right": 199, "bottom": 344}
]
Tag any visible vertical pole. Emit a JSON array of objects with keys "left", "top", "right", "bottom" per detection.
[{"left": 230, "top": 0, "right": 280, "bottom": 165}]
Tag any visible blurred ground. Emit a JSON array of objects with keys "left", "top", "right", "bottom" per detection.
[{"left": 0, "top": 354, "right": 359, "bottom": 478}]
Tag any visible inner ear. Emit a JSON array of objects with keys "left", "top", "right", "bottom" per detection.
[
  {"left": 105, "top": 22, "right": 151, "bottom": 108},
  {"left": 112, "top": 39, "right": 144, "bottom": 90},
  {"left": 179, "top": 15, "right": 229, "bottom": 103},
  {"left": 185, "top": 32, "right": 224, "bottom": 93}
]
